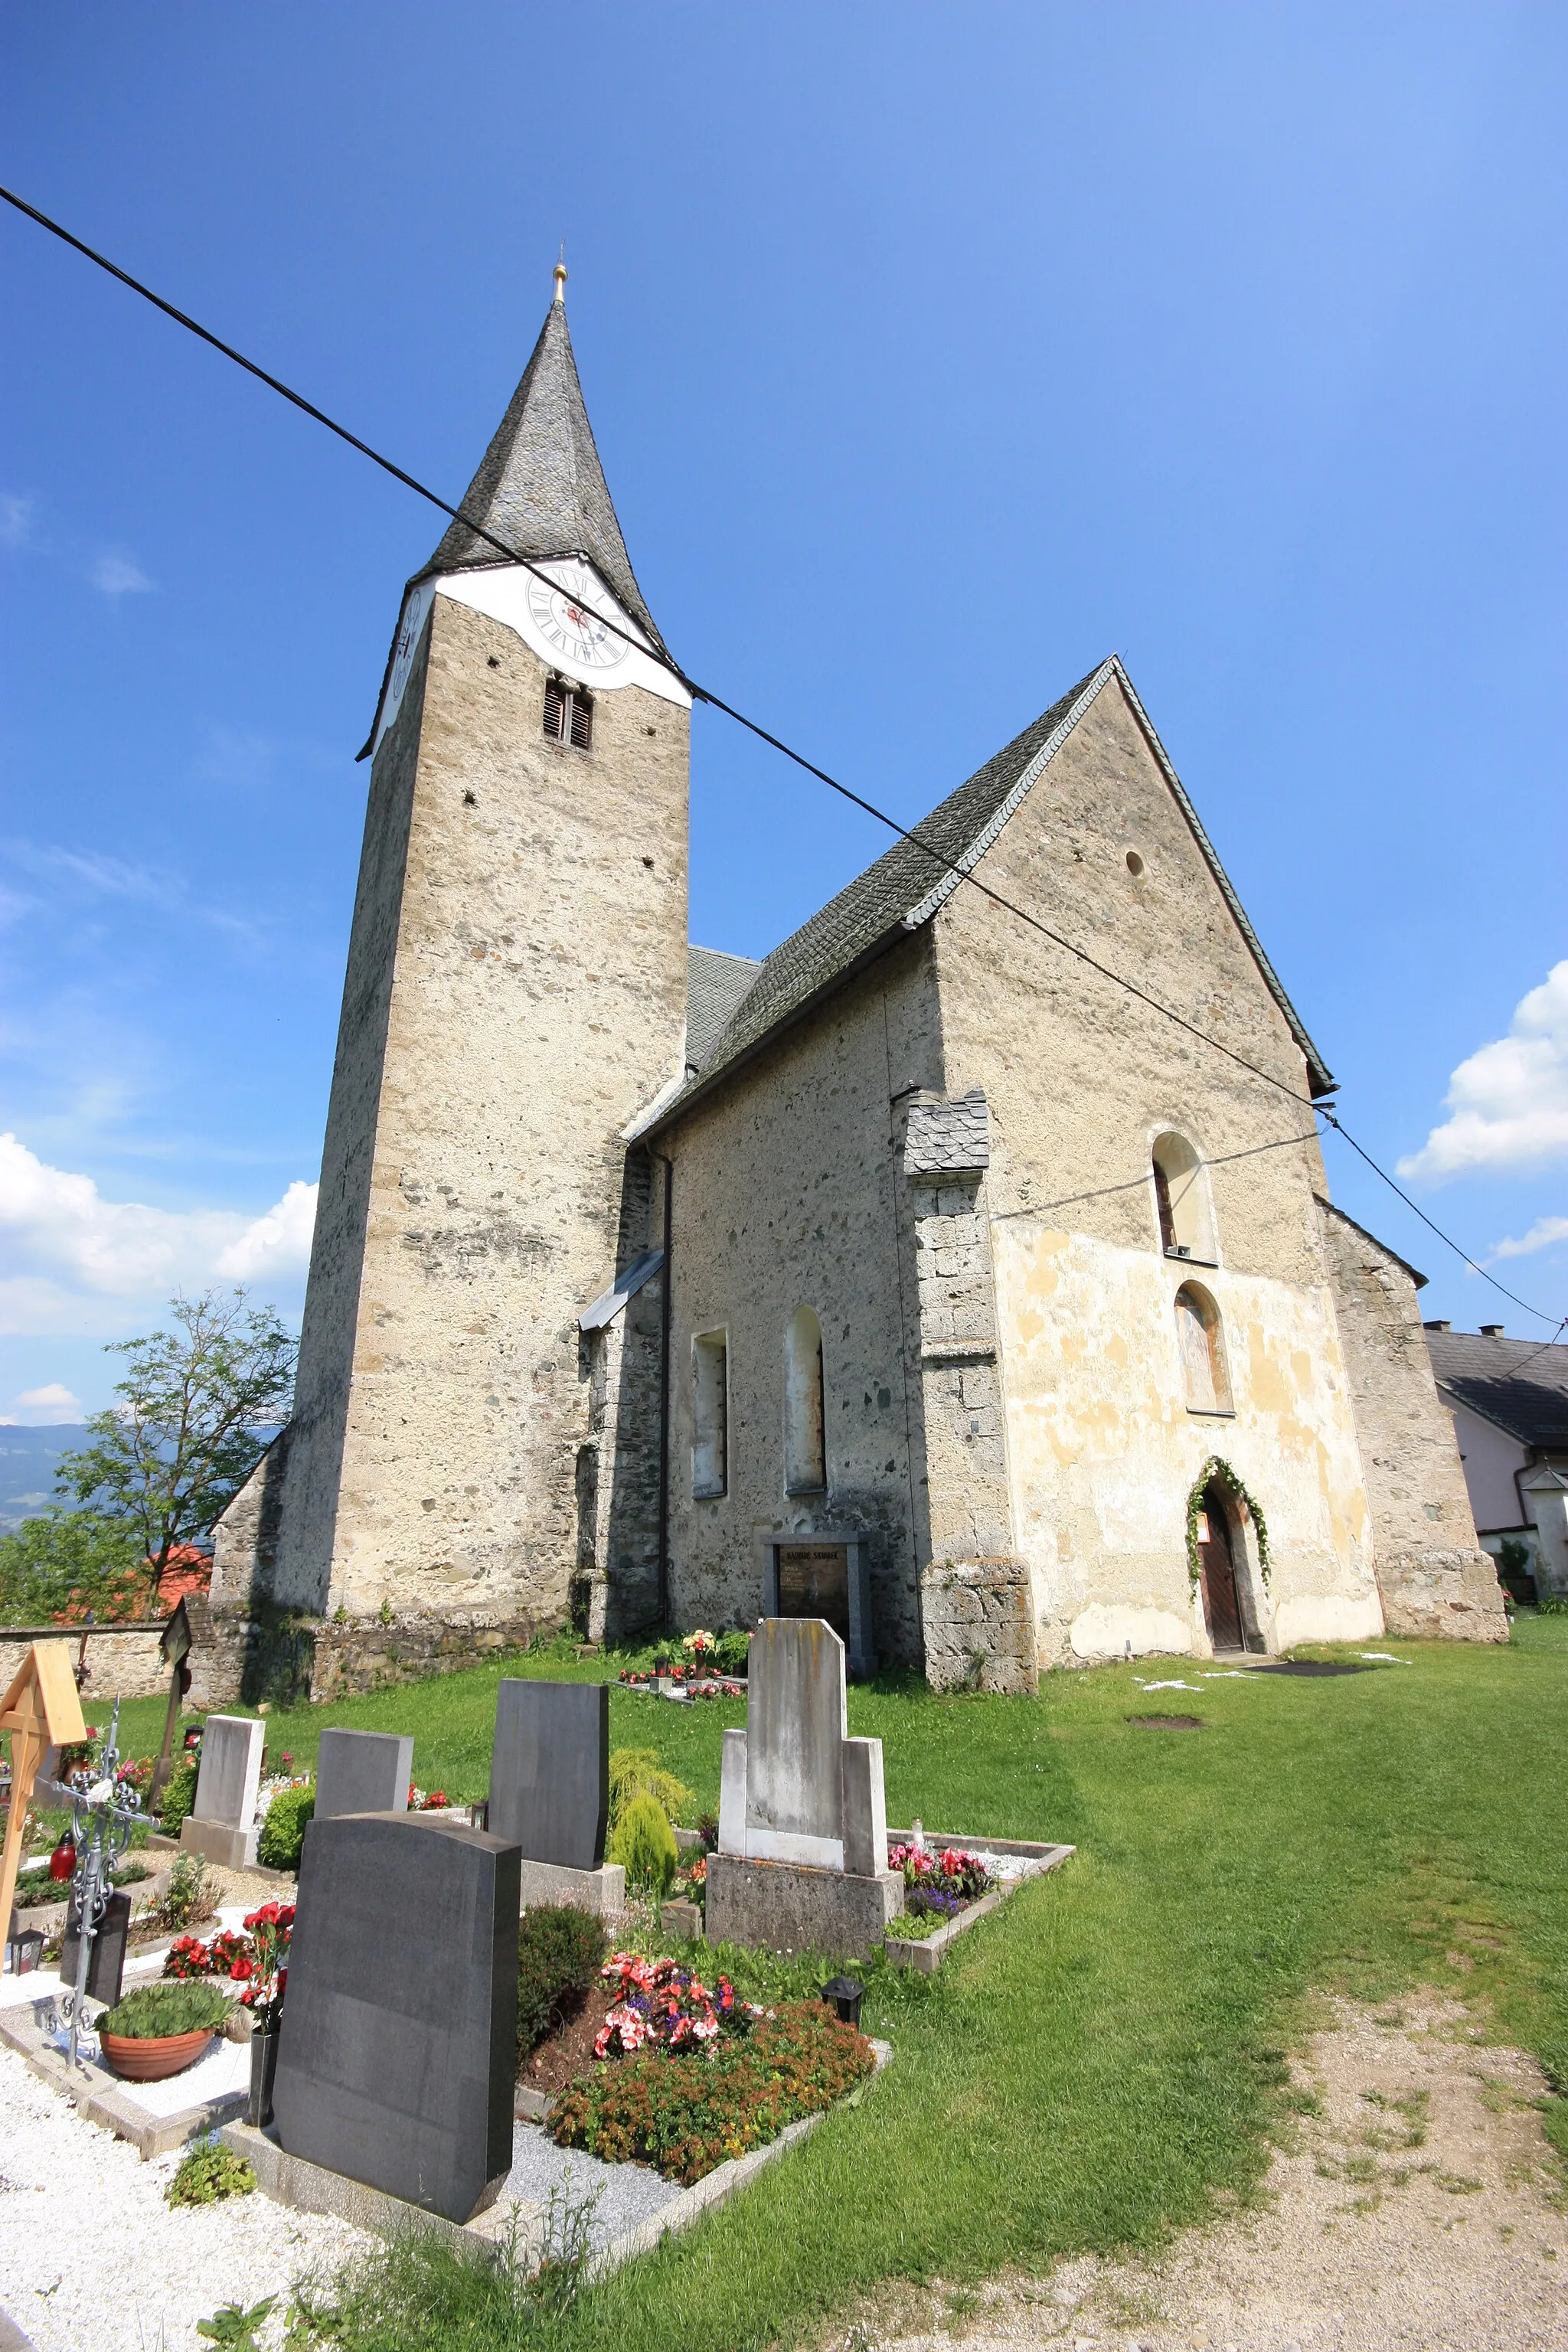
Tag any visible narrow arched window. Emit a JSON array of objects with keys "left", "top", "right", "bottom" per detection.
[
  {"left": 1175, "top": 1283, "right": 1233, "bottom": 1413},
  {"left": 785, "top": 1307, "right": 827, "bottom": 1494},
  {"left": 1152, "top": 1132, "right": 1217, "bottom": 1262}
]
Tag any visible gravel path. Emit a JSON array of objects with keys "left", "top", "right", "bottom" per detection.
[
  {"left": 851, "top": 1993, "right": 1566, "bottom": 2352},
  {"left": 501, "top": 2119, "right": 684, "bottom": 2252},
  {"left": 0, "top": 2045, "right": 371, "bottom": 2352}
]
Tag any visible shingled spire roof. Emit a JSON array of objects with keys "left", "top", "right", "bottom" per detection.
[{"left": 417, "top": 276, "right": 664, "bottom": 654}]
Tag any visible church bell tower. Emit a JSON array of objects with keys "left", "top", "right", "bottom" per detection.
[{"left": 225, "top": 267, "right": 690, "bottom": 1634}]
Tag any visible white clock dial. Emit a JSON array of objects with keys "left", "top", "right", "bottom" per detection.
[{"left": 526, "top": 560, "right": 632, "bottom": 671}]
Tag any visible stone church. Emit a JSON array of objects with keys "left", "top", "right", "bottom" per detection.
[{"left": 212, "top": 271, "right": 1507, "bottom": 1690}]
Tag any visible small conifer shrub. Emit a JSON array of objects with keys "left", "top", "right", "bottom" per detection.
[
  {"left": 515, "top": 1903, "right": 609, "bottom": 2063},
  {"left": 610, "top": 1792, "right": 679, "bottom": 1897}
]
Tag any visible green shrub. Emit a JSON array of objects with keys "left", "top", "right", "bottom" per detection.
[
  {"left": 147, "top": 1851, "right": 211, "bottom": 1932},
  {"left": 610, "top": 1792, "right": 679, "bottom": 1897},
  {"left": 713, "top": 1629, "right": 753, "bottom": 1675},
  {"left": 553, "top": 2000, "right": 874, "bottom": 2183},
  {"left": 167, "top": 2138, "right": 256, "bottom": 2207},
  {"left": 258, "top": 1782, "right": 315, "bottom": 1870},
  {"left": 606, "top": 1746, "right": 693, "bottom": 1831},
  {"left": 101, "top": 1978, "right": 233, "bottom": 2039},
  {"left": 158, "top": 1755, "right": 200, "bottom": 1835},
  {"left": 516, "top": 1903, "right": 609, "bottom": 2063}
]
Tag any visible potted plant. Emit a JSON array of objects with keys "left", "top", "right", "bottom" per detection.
[
  {"left": 98, "top": 1979, "right": 234, "bottom": 2080},
  {"left": 234, "top": 1899, "right": 294, "bottom": 2128}
]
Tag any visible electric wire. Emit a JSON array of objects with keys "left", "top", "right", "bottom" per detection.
[{"left": 5, "top": 180, "right": 1563, "bottom": 1333}]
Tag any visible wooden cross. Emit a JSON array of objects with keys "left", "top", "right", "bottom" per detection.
[{"left": 1, "top": 1642, "right": 87, "bottom": 1955}]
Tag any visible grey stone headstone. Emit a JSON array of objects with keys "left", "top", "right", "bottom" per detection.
[
  {"left": 315, "top": 1729, "right": 413, "bottom": 1821},
  {"left": 62, "top": 1889, "right": 131, "bottom": 2008},
  {"left": 273, "top": 1812, "right": 521, "bottom": 2224},
  {"left": 191, "top": 1714, "right": 265, "bottom": 1830},
  {"left": 488, "top": 1681, "right": 608, "bottom": 1869},
  {"left": 745, "top": 1619, "right": 847, "bottom": 1867},
  {"left": 840, "top": 1737, "right": 887, "bottom": 1877}
]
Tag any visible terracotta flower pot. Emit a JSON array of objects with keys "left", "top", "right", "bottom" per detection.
[{"left": 100, "top": 2027, "right": 215, "bottom": 2081}]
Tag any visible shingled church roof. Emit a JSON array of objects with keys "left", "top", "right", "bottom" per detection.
[
  {"left": 654, "top": 655, "right": 1333, "bottom": 1125},
  {"left": 417, "top": 287, "right": 664, "bottom": 654}
]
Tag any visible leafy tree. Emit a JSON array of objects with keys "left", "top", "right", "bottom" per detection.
[
  {"left": 0, "top": 1507, "right": 147, "bottom": 1625},
  {"left": 54, "top": 1289, "right": 295, "bottom": 1611}
]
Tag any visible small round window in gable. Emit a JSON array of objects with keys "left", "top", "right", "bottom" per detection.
[{"left": 1125, "top": 850, "right": 1145, "bottom": 877}]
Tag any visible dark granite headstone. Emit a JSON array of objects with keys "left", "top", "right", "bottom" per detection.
[
  {"left": 487, "top": 1680, "right": 608, "bottom": 1868},
  {"left": 314, "top": 1728, "right": 413, "bottom": 1821},
  {"left": 62, "top": 1890, "right": 131, "bottom": 2008},
  {"left": 272, "top": 1813, "right": 521, "bottom": 2223}
]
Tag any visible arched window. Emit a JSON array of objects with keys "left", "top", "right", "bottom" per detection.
[
  {"left": 1174, "top": 1283, "right": 1233, "bottom": 1414},
  {"left": 785, "top": 1307, "right": 827, "bottom": 1494},
  {"left": 1151, "top": 1132, "right": 1217, "bottom": 1262}
]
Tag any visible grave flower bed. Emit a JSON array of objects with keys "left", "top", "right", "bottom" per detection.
[
  {"left": 552, "top": 1998, "right": 874, "bottom": 2185},
  {"left": 592, "top": 1950, "right": 747, "bottom": 2055},
  {"left": 887, "top": 1841, "right": 993, "bottom": 1924}
]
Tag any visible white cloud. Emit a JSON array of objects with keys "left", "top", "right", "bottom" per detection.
[
  {"left": 1397, "top": 962, "right": 1568, "bottom": 1184},
  {"left": 1491, "top": 1214, "right": 1568, "bottom": 1262},
  {"left": 0, "top": 1132, "right": 316, "bottom": 1336},
  {"left": 90, "top": 548, "right": 153, "bottom": 597},
  {"left": 1, "top": 492, "right": 38, "bottom": 549},
  {"left": 5, "top": 1382, "right": 84, "bottom": 1425},
  {"left": 215, "top": 1181, "right": 319, "bottom": 1279}
]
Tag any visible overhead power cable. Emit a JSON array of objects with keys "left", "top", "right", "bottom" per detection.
[{"left": 5, "top": 181, "right": 1563, "bottom": 1332}]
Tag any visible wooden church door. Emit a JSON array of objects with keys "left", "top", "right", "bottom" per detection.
[{"left": 1197, "top": 1483, "right": 1245, "bottom": 1652}]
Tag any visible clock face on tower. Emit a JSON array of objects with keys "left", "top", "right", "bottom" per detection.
[{"left": 526, "top": 560, "right": 632, "bottom": 671}]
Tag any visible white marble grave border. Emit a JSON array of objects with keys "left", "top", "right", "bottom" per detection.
[
  {"left": 880, "top": 1834, "right": 1075, "bottom": 1975},
  {"left": 220, "top": 2039, "right": 892, "bottom": 2275}
]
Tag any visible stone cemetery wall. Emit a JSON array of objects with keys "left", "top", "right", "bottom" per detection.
[{"left": 920, "top": 1559, "right": 1038, "bottom": 1694}]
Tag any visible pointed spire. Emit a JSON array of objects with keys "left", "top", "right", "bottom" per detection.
[{"left": 418, "top": 272, "right": 663, "bottom": 652}]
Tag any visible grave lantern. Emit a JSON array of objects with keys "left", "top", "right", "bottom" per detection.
[
  {"left": 5, "top": 1922, "right": 45, "bottom": 1975},
  {"left": 821, "top": 1973, "right": 864, "bottom": 2029}
]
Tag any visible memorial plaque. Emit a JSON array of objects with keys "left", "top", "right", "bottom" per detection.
[
  {"left": 776, "top": 1544, "right": 851, "bottom": 1645},
  {"left": 273, "top": 1812, "right": 521, "bottom": 2223},
  {"left": 191, "top": 1714, "right": 265, "bottom": 1828},
  {"left": 61, "top": 1888, "right": 131, "bottom": 2007},
  {"left": 314, "top": 1728, "right": 413, "bottom": 1821},
  {"left": 488, "top": 1680, "right": 608, "bottom": 1869}
]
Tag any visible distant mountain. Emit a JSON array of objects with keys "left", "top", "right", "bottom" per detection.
[{"left": 0, "top": 1425, "right": 91, "bottom": 1534}]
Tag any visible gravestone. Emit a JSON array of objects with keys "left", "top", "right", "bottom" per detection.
[
  {"left": 60, "top": 1888, "right": 131, "bottom": 2008},
  {"left": 488, "top": 1680, "right": 623, "bottom": 1914},
  {"left": 273, "top": 1811, "right": 520, "bottom": 2223},
  {"left": 315, "top": 1728, "right": 413, "bottom": 1821},
  {"left": 180, "top": 1713, "right": 266, "bottom": 1870},
  {"left": 707, "top": 1619, "right": 902, "bottom": 1955}
]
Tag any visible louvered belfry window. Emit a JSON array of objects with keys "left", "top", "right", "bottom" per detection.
[{"left": 543, "top": 676, "right": 593, "bottom": 750}]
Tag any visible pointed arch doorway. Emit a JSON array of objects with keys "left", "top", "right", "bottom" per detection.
[{"left": 1195, "top": 1475, "right": 1251, "bottom": 1655}]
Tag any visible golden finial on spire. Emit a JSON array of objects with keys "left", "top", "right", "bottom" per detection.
[{"left": 554, "top": 245, "right": 567, "bottom": 304}]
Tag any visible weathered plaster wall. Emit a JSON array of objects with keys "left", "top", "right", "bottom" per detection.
[
  {"left": 222, "top": 590, "right": 690, "bottom": 1634},
  {"left": 931, "top": 671, "right": 1383, "bottom": 1661},
  {"left": 991, "top": 1220, "right": 1381, "bottom": 1662},
  {"left": 1320, "top": 1207, "right": 1508, "bottom": 1642},
  {"left": 653, "top": 933, "right": 942, "bottom": 1668}
]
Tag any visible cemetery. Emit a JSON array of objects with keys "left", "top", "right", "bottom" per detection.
[{"left": 2, "top": 1612, "right": 1566, "bottom": 2352}]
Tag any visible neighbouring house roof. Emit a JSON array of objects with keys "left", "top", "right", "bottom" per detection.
[
  {"left": 1426, "top": 1327, "right": 1568, "bottom": 1451},
  {"left": 655, "top": 654, "right": 1333, "bottom": 1125},
  {"left": 685, "top": 946, "right": 763, "bottom": 1072}
]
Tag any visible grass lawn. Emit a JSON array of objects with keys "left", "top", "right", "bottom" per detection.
[{"left": 113, "top": 1619, "right": 1568, "bottom": 2350}]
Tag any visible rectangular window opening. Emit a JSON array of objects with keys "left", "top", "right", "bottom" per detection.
[{"left": 692, "top": 1329, "right": 728, "bottom": 1501}]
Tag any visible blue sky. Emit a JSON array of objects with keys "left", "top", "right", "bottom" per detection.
[{"left": 2, "top": 3, "right": 1565, "bottom": 1421}]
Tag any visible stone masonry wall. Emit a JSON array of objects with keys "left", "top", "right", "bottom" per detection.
[
  {"left": 216, "top": 590, "right": 690, "bottom": 1642},
  {"left": 1318, "top": 1200, "right": 1508, "bottom": 1642},
  {"left": 653, "top": 929, "right": 943, "bottom": 1670}
]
